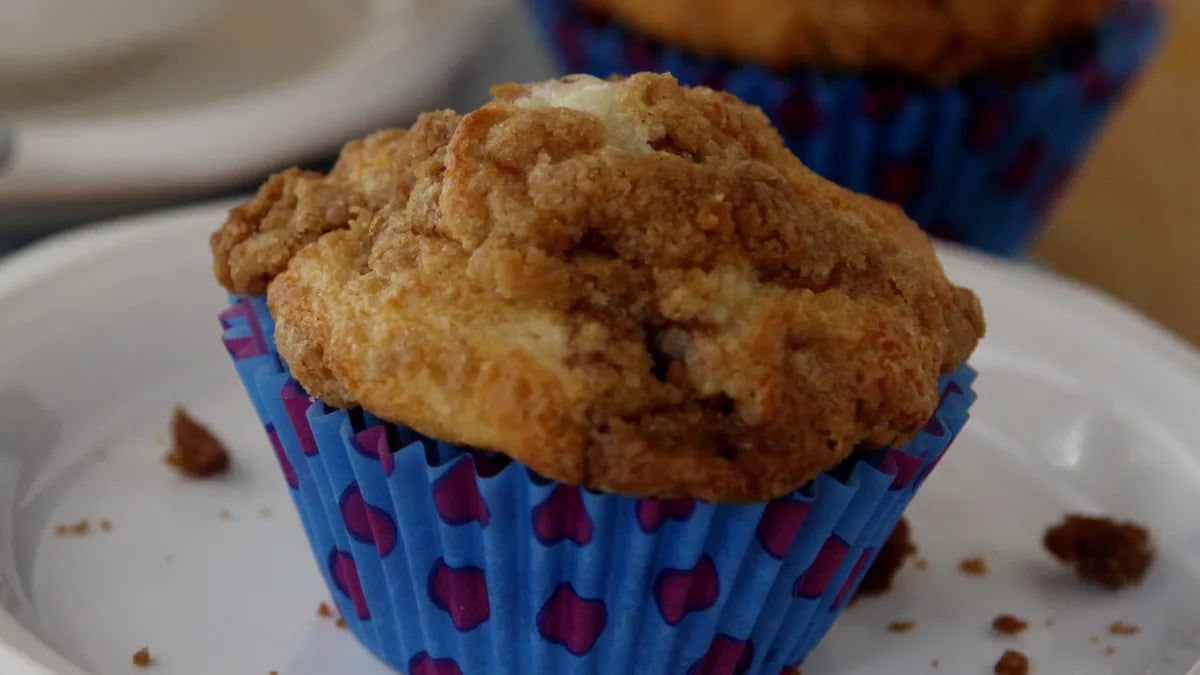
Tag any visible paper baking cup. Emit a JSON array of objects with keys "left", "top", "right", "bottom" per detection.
[
  {"left": 526, "top": 0, "right": 1163, "bottom": 256},
  {"left": 221, "top": 295, "right": 976, "bottom": 674}
]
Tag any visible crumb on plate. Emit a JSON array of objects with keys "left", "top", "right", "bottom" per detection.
[
  {"left": 1043, "top": 514, "right": 1154, "bottom": 590},
  {"left": 54, "top": 519, "right": 90, "bottom": 537},
  {"left": 993, "top": 649, "right": 1029, "bottom": 675},
  {"left": 166, "top": 407, "right": 231, "bottom": 478},
  {"left": 1109, "top": 621, "right": 1140, "bottom": 636},
  {"left": 132, "top": 647, "right": 151, "bottom": 667},
  {"left": 992, "top": 614, "right": 1029, "bottom": 636},
  {"left": 335, "top": 617, "right": 348, "bottom": 629},
  {"left": 959, "top": 555, "right": 987, "bottom": 576},
  {"left": 318, "top": 602, "right": 333, "bottom": 618},
  {"left": 99, "top": 519, "right": 112, "bottom": 532},
  {"left": 888, "top": 620, "right": 916, "bottom": 634}
]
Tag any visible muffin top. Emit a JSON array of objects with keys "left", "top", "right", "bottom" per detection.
[
  {"left": 212, "top": 73, "right": 984, "bottom": 502},
  {"left": 581, "top": 0, "right": 1119, "bottom": 83}
]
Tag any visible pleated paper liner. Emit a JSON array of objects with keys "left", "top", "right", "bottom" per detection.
[
  {"left": 221, "top": 296, "right": 976, "bottom": 674},
  {"left": 526, "top": 0, "right": 1163, "bottom": 256}
]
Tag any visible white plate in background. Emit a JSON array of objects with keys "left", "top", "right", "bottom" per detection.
[
  {"left": 0, "top": 0, "right": 503, "bottom": 214},
  {"left": 0, "top": 201, "right": 1199, "bottom": 674}
]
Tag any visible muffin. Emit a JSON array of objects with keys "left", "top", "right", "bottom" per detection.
[
  {"left": 214, "top": 73, "right": 983, "bottom": 674},
  {"left": 527, "top": 0, "right": 1163, "bottom": 255}
]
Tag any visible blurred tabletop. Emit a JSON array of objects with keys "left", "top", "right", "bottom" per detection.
[{"left": 1035, "top": 0, "right": 1199, "bottom": 347}]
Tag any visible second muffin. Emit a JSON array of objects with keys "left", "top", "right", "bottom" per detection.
[{"left": 528, "top": 0, "right": 1163, "bottom": 255}]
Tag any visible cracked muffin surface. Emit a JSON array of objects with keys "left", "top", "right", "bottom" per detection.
[
  {"left": 580, "top": 0, "right": 1120, "bottom": 83},
  {"left": 212, "top": 73, "right": 984, "bottom": 502}
]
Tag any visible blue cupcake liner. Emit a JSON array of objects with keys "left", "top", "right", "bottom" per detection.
[
  {"left": 220, "top": 295, "right": 976, "bottom": 674},
  {"left": 526, "top": 0, "right": 1163, "bottom": 256}
]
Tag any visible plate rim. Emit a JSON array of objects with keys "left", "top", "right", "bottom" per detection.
[{"left": 0, "top": 0, "right": 503, "bottom": 207}]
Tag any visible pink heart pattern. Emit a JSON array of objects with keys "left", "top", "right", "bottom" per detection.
[
  {"left": 433, "top": 458, "right": 491, "bottom": 527},
  {"left": 339, "top": 483, "right": 398, "bottom": 557},
  {"left": 831, "top": 548, "right": 874, "bottom": 610},
  {"left": 407, "top": 652, "right": 464, "bottom": 675},
  {"left": 877, "top": 447, "right": 923, "bottom": 490},
  {"left": 532, "top": 485, "right": 592, "bottom": 546},
  {"left": 687, "top": 635, "right": 755, "bottom": 675},
  {"left": 655, "top": 554, "right": 720, "bottom": 626},
  {"left": 328, "top": 548, "right": 371, "bottom": 620},
  {"left": 281, "top": 381, "right": 318, "bottom": 456},
  {"left": 636, "top": 497, "right": 696, "bottom": 533},
  {"left": 351, "top": 425, "right": 395, "bottom": 477},
  {"left": 793, "top": 536, "right": 850, "bottom": 599},
  {"left": 427, "top": 558, "right": 490, "bottom": 632},
  {"left": 755, "top": 499, "right": 810, "bottom": 559},
  {"left": 265, "top": 423, "right": 298, "bottom": 489},
  {"left": 536, "top": 583, "right": 608, "bottom": 656}
]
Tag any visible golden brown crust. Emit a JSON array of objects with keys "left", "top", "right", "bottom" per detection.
[
  {"left": 212, "top": 116, "right": 459, "bottom": 295},
  {"left": 212, "top": 74, "right": 984, "bottom": 501},
  {"left": 581, "top": 0, "right": 1120, "bottom": 83}
]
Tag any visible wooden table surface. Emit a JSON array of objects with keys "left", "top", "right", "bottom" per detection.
[{"left": 1035, "top": 0, "right": 1199, "bottom": 347}]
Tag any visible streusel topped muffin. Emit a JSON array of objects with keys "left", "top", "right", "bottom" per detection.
[{"left": 213, "top": 73, "right": 983, "bottom": 502}]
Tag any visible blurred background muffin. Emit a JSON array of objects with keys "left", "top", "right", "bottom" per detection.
[{"left": 527, "top": 0, "right": 1163, "bottom": 256}]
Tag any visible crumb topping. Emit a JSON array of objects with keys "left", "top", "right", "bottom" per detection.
[{"left": 212, "top": 73, "right": 983, "bottom": 501}]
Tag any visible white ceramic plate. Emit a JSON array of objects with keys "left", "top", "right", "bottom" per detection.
[
  {"left": 1, "top": 201, "right": 1199, "bottom": 675},
  {"left": 0, "top": 0, "right": 502, "bottom": 211}
]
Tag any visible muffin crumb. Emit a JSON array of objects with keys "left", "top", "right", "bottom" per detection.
[
  {"left": 1109, "top": 621, "right": 1140, "bottom": 636},
  {"left": 335, "top": 617, "right": 348, "bottom": 629},
  {"left": 888, "top": 620, "right": 916, "bottom": 634},
  {"left": 916, "top": 558, "right": 929, "bottom": 570},
  {"left": 318, "top": 602, "right": 333, "bottom": 618},
  {"left": 167, "top": 408, "right": 231, "bottom": 478},
  {"left": 857, "top": 518, "right": 916, "bottom": 597},
  {"left": 99, "top": 519, "right": 113, "bottom": 532},
  {"left": 931, "top": 659, "right": 939, "bottom": 669},
  {"left": 1043, "top": 514, "right": 1154, "bottom": 590},
  {"left": 959, "top": 556, "right": 988, "bottom": 576},
  {"left": 132, "top": 647, "right": 152, "bottom": 667},
  {"left": 993, "top": 649, "right": 1029, "bottom": 675},
  {"left": 992, "top": 614, "right": 1029, "bottom": 636}
]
